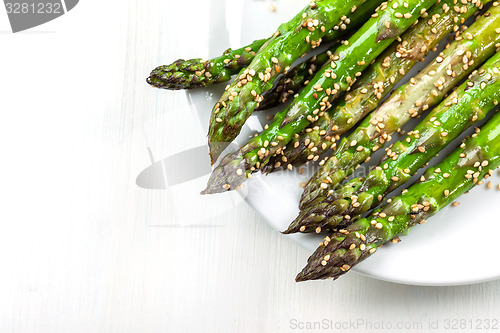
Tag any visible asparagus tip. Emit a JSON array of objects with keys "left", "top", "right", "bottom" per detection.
[
  {"left": 295, "top": 271, "right": 308, "bottom": 282},
  {"left": 147, "top": 59, "right": 211, "bottom": 90},
  {"left": 201, "top": 151, "right": 247, "bottom": 194},
  {"left": 296, "top": 230, "right": 359, "bottom": 282},
  {"left": 146, "top": 64, "right": 186, "bottom": 90}
]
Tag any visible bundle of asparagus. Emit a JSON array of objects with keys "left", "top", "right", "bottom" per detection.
[
  {"left": 297, "top": 108, "right": 500, "bottom": 281},
  {"left": 149, "top": 0, "right": 500, "bottom": 282}
]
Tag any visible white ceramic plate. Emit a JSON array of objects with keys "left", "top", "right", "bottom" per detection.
[{"left": 188, "top": 0, "right": 500, "bottom": 286}]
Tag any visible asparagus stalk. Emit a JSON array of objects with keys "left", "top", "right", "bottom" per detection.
[
  {"left": 147, "top": 39, "right": 267, "bottom": 90},
  {"left": 202, "top": 0, "right": 437, "bottom": 194},
  {"left": 287, "top": 51, "right": 500, "bottom": 234},
  {"left": 264, "top": 0, "right": 489, "bottom": 173},
  {"left": 296, "top": 107, "right": 500, "bottom": 282},
  {"left": 300, "top": 4, "right": 500, "bottom": 209},
  {"left": 207, "top": 0, "right": 382, "bottom": 163}
]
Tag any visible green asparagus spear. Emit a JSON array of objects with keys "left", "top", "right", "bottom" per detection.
[
  {"left": 300, "top": 4, "right": 500, "bottom": 209},
  {"left": 264, "top": 0, "right": 489, "bottom": 173},
  {"left": 207, "top": 0, "right": 382, "bottom": 163},
  {"left": 147, "top": 39, "right": 267, "bottom": 90},
  {"left": 202, "top": 0, "right": 437, "bottom": 194},
  {"left": 296, "top": 107, "right": 500, "bottom": 282},
  {"left": 287, "top": 51, "right": 500, "bottom": 234}
]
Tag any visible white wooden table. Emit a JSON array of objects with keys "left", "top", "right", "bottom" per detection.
[{"left": 1, "top": 0, "right": 499, "bottom": 332}]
